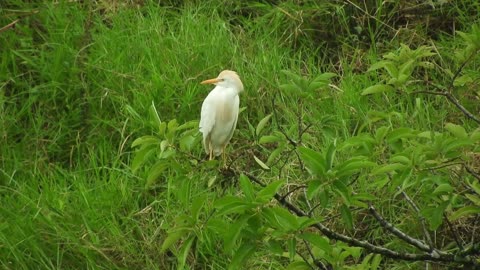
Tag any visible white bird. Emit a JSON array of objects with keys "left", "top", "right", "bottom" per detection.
[{"left": 199, "top": 70, "right": 244, "bottom": 164}]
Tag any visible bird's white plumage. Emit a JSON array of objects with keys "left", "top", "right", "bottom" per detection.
[{"left": 199, "top": 70, "right": 243, "bottom": 160}]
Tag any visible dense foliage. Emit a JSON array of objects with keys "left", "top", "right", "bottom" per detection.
[{"left": 1, "top": 0, "right": 479, "bottom": 269}]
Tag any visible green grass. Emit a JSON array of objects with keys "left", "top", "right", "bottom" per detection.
[{"left": 1, "top": 0, "right": 480, "bottom": 269}]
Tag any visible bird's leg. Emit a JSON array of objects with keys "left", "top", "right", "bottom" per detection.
[{"left": 209, "top": 141, "right": 213, "bottom": 160}]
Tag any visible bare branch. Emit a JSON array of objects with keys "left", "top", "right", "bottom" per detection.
[
  {"left": 240, "top": 171, "right": 477, "bottom": 266},
  {"left": 465, "top": 165, "right": 480, "bottom": 181},
  {"left": 368, "top": 204, "right": 433, "bottom": 253},
  {"left": 443, "top": 214, "right": 464, "bottom": 251}
]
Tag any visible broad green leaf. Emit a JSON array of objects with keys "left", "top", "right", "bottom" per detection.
[
  {"left": 340, "top": 204, "right": 354, "bottom": 230},
  {"left": 267, "top": 144, "right": 285, "bottom": 165},
  {"left": 332, "top": 180, "right": 351, "bottom": 204},
  {"left": 325, "top": 139, "right": 337, "bottom": 170},
  {"left": 131, "top": 147, "right": 155, "bottom": 172},
  {"left": 259, "top": 135, "right": 281, "bottom": 144},
  {"left": 298, "top": 232, "right": 331, "bottom": 252},
  {"left": 421, "top": 202, "right": 448, "bottom": 230},
  {"left": 433, "top": 183, "right": 453, "bottom": 195},
  {"left": 375, "top": 126, "right": 390, "bottom": 142},
  {"left": 256, "top": 114, "right": 272, "bottom": 136},
  {"left": 131, "top": 135, "right": 160, "bottom": 148},
  {"left": 298, "top": 147, "right": 326, "bottom": 177},
  {"left": 279, "top": 83, "right": 302, "bottom": 93},
  {"left": 263, "top": 207, "right": 299, "bottom": 232},
  {"left": 470, "top": 128, "right": 480, "bottom": 141},
  {"left": 228, "top": 242, "right": 256, "bottom": 270},
  {"left": 179, "top": 135, "right": 196, "bottom": 151},
  {"left": 160, "top": 228, "right": 190, "bottom": 253},
  {"left": 254, "top": 155, "right": 270, "bottom": 170},
  {"left": 465, "top": 194, "right": 480, "bottom": 206},
  {"left": 256, "top": 180, "right": 285, "bottom": 203},
  {"left": 469, "top": 180, "right": 480, "bottom": 195},
  {"left": 266, "top": 239, "right": 283, "bottom": 255},
  {"left": 306, "top": 180, "right": 323, "bottom": 200},
  {"left": 450, "top": 205, "right": 480, "bottom": 221},
  {"left": 361, "top": 84, "right": 394, "bottom": 95},
  {"left": 224, "top": 215, "right": 250, "bottom": 252},
  {"left": 371, "top": 254, "right": 382, "bottom": 270},
  {"left": 177, "top": 235, "right": 195, "bottom": 269},
  {"left": 288, "top": 237, "right": 296, "bottom": 260},
  {"left": 386, "top": 127, "right": 417, "bottom": 143},
  {"left": 390, "top": 155, "right": 410, "bottom": 165},
  {"left": 215, "top": 196, "right": 256, "bottom": 215},
  {"left": 313, "top": 72, "right": 337, "bottom": 82},
  {"left": 239, "top": 174, "right": 255, "bottom": 202},
  {"left": 445, "top": 123, "right": 468, "bottom": 139},
  {"left": 367, "top": 60, "right": 390, "bottom": 72},
  {"left": 146, "top": 161, "right": 168, "bottom": 187},
  {"left": 371, "top": 163, "right": 406, "bottom": 175}
]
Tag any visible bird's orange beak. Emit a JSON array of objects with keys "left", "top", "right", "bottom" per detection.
[{"left": 201, "top": 78, "right": 221, "bottom": 85}]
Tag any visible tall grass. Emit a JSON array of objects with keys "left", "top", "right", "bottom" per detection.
[{"left": 1, "top": 0, "right": 479, "bottom": 269}]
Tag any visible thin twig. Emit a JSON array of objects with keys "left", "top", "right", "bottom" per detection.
[
  {"left": 465, "top": 165, "right": 480, "bottom": 181},
  {"left": 302, "top": 239, "right": 329, "bottom": 270},
  {"left": 0, "top": 19, "right": 19, "bottom": 34}
]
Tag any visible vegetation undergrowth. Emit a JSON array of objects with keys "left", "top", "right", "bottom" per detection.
[{"left": 1, "top": 0, "right": 479, "bottom": 269}]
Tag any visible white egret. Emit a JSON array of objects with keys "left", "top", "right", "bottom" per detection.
[{"left": 199, "top": 70, "right": 244, "bottom": 164}]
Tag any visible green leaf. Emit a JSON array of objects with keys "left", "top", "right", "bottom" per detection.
[
  {"left": 146, "top": 161, "right": 168, "bottom": 188},
  {"left": 228, "top": 242, "right": 256, "bottom": 270},
  {"left": 386, "top": 127, "right": 417, "bottom": 143},
  {"left": 450, "top": 205, "right": 480, "bottom": 221},
  {"left": 325, "top": 139, "right": 337, "bottom": 170},
  {"left": 259, "top": 135, "right": 281, "bottom": 144},
  {"left": 340, "top": 204, "right": 354, "bottom": 230},
  {"left": 239, "top": 174, "right": 255, "bottom": 202},
  {"left": 266, "top": 239, "right": 283, "bottom": 255},
  {"left": 298, "top": 147, "right": 326, "bottom": 177},
  {"left": 298, "top": 232, "right": 331, "bottom": 252},
  {"left": 131, "top": 147, "right": 155, "bottom": 172},
  {"left": 256, "top": 180, "right": 284, "bottom": 203},
  {"left": 465, "top": 194, "right": 480, "bottom": 206},
  {"left": 215, "top": 196, "right": 256, "bottom": 215},
  {"left": 256, "top": 113, "right": 272, "bottom": 136},
  {"left": 371, "top": 163, "right": 406, "bottom": 175},
  {"left": 254, "top": 155, "right": 270, "bottom": 170},
  {"left": 224, "top": 215, "right": 250, "bottom": 252},
  {"left": 433, "top": 183, "right": 453, "bottom": 195},
  {"left": 131, "top": 135, "right": 160, "bottom": 148},
  {"left": 332, "top": 180, "right": 351, "bottom": 205},
  {"left": 445, "top": 123, "right": 468, "bottom": 139},
  {"left": 160, "top": 228, "right": 190, "bottom": 253},
  {"left": 279, "top": 83, "right": 302, "bottom": 93},
  {"left": 306, "top": 180, "right": 323, "bottom": 200},
  {"left": 361, "top": 84, "right": 394, "bottom": 95},
  {"left": 288, "top": 237, "right": 296, "bottom": 260},
  {"left": 263, "top": 207, "right": 299, "bottom": 231},
  {"left": 421, "top": 201, "right": 449, "bottom": 230},
  {"left": 267, "top": 144, "right": 285, "bottom": 165},
  {"left": 177, "top": 235, "right": 195, "bottom": 269},
  {"left": 470, "top": 128, "right": 480, "bottom": 141}
]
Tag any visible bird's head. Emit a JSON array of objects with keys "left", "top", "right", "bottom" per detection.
[{"left": 201, "top": 70, "right": 244, "bottom": 93}]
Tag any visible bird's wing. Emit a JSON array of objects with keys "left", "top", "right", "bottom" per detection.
[
  {"left": 225, "top": 94, "right": 240, "bottom": 142},
  {"left": 199, "top": 91, "right": 216, "bottom": 136}
]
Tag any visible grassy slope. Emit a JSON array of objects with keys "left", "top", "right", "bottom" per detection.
[{"left": 1, "top": 1, "right": 479, "bottom": 269}]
